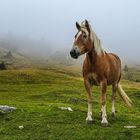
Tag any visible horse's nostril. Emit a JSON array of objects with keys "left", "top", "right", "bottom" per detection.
[{"left": 70, "top": 49, "right": 75, "bottom": 55}]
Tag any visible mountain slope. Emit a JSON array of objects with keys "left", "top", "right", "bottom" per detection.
[
  {"left": 0, "top": 69, "right": 139, "bottom": 139},
  {"left": 0, "top": 47, "right": 33, "bottom": 68}
]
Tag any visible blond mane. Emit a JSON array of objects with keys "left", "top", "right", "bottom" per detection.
[{"left": 81, "top": 21, "right": 105, "bottom": 55}]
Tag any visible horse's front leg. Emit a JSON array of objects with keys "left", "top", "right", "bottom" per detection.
[
  {"left": 84, "top": 79, "right": 93, "bottom": 124},
  {"left": 100, "top": 80, "right": 108, "bottom": 127}
]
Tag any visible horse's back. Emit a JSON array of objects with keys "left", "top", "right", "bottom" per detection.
[
  {"left": 108, "top": 53, "right": 121, "bottom": 64},
  {"left": 108, "top": 53, "right": 121, "bottom": 70}
]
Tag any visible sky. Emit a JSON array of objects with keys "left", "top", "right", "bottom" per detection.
[{"left": 0, "top": 0, "right": 140, "bottom": 64}]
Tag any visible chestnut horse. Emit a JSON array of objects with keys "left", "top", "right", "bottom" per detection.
[{"left": 70, "top": 20, "right": 132, "bottom": 126}]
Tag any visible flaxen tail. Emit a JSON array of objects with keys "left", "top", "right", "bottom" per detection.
[{"left": 117, "top": 83, "right": 132, "bottom": 107}]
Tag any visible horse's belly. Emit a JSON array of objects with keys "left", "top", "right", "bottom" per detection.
[{"left": 88, "top": 73, "right": 117, "bottom": 86}]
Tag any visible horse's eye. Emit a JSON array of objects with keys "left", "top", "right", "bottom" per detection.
[{"left": 83, "top": 34, "right": 87, "bottom": 38}]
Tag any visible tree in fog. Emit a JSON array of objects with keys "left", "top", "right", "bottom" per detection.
[{"left": 123, "top": 64, "right": 128, "bottom": 72}]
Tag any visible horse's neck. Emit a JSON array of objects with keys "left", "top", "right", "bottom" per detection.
[{"left": 86, "top": 48, "right": 105, "bottom": 67}]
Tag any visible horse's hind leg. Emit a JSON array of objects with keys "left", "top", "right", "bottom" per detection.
[
  {"left": 84, "top": 79, "right": 93, "bottom": 124},
  {"left": 100, "top": 80, "right": 108, "bottom": 127},
  {"left": 111, "top": 83, "right": 117, "bottom": 117}
]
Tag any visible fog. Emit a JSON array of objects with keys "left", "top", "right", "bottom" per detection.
[{"left": 0, "top": 0, "right": 140, "bottom": 64}]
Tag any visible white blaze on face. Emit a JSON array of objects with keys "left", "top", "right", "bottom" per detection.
[
  {"left": 75, "top": 27, "right": 89, "bottom": 42},
  {"left": 75, "top": 31, "right": 82, "bottom": 42},
  {"left": 73, "top": 31, "right": 82, "bottom": 53},
  {"left": 73, "top": 27, "right": 89, "bottom": 55}
]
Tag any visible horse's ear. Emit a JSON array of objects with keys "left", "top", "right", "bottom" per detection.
[
  {"left": 76, "top": 22, "right": 81, "bottom": 30},
  {"left": 85, "top": 19, "right": 91, "bottom": 33},
  {"left": 85, "top": 20, "right": 89, "bottom": 29}
]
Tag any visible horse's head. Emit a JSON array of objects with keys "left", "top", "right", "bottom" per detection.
[{"left": 70, "top": 20, "right": 93, "bottom": 59}]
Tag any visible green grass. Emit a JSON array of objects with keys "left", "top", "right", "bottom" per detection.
[
  {"left": 123, "top": 67, "right": 140, "bottom": 82},
  {"left": 0, "top": 69, "right": 139, "bottom": 140}
]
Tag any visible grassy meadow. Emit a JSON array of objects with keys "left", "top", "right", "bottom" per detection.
[{"left": 0, "top": 68, "right": 139, "bottom": 140}]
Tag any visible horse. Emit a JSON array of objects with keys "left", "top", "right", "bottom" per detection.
[{"left": 70, "top": 20, "right": 132, "bottom": 126}]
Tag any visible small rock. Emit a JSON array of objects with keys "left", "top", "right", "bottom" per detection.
[
  {"left": 67, "top": 107, "right": 73, "bottom": 111},
  {"left": 124, "top": 126, "right": 136, "bottom": 129},
  {"left": 19, "top": 126, "right": 24, "bottom": 130},
  {"left": 0, "top": 105, "right": 16, "bottom": 113},
  {"left": 59, "top": 107, "right": 73, "bottom": 112}
]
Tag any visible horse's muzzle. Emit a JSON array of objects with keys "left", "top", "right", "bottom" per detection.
[
  {"left": 70, "top": 49, "right": 80, "bottom": 59},
  {"left": 70, "top": 47, "right": 81, "bottom": 59}
]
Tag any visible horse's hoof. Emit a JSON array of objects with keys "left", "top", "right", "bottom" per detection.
[
  {"left": 111, "top": 112, "right": 115, "bottom": 118},
  {"left": 101, "top": 122, "right": 108, "bottom": 127},
  {"left": 101, "top": 119, "right": 108, "bottom": 127},
  {"left": 86, "top": 119, "right": 93, "bottom": 125}
]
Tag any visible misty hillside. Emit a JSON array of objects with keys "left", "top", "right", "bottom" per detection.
[
  {"left": 0, "top": 47, "right": 33, "bottom": 69},
  {"left": 0, "top": 45, "right": 82, "bottom": 71},
  {"left": 0, "top": 34, "right": 83, "bottom": 69},
  {"left": 0, "top": 34, "right": 139, "bottom": 71}
]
